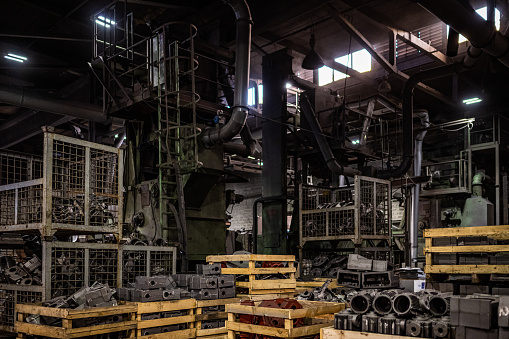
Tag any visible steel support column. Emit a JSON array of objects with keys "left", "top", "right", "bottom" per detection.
[{"left": 260, "top": 49, "right": 293, "bottom": 254}]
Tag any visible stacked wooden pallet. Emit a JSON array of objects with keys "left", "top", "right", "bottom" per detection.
[
  {"left": 321, "top": 327, "right": 408, "bottom": 339},
  {"left": 207, "top": 254, "right": 296, "bottom": 300},
  {"left": 226, "top": 300, "right": 344, "bottom": 339}
]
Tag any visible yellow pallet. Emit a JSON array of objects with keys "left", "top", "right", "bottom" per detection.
[
  {"left": 134, "top": 299, "right": 196, "bottom": 339},
  {"left": 207, "top": 254, "right": 296, "bottom": 295},
  {"left": 321, "top": 327, "right": 409, "bottom": 339},
  {"left": 15, "top": 302, "right": 137, "bottom": 339},
  {"left": 226, "top": 300, "right": 344, "bottom": 338},
  {"left": 195, "top": 298, "right": 243, "bottom": 338},
  {"left": 424, "top": 225, "right": 509, "bottom": 275}
]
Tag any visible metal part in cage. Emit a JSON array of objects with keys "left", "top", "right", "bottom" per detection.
[
  {"left": 121, "top": 245, "right": 177, "bottom": 286},
  {"left": 299, "top": 176, "right": 391, "bottom": 245},
  {"left": 0, "top": 131, "right": 123, "bottom": 237}
]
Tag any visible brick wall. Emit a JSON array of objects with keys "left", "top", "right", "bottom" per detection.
[{"left": 226, "top": 172, "right": 262, "bottom": 231}]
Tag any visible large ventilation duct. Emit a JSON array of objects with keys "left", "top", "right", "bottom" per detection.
[
  {"left": 0, "top": 85, "right": 109, "bottom": 124},
  {"left": 410, "top": 110, "right": 429, "bottom": 265},
  {"left": 377, "top": 46, "right": 482, "bottom": 180},
  {"left": 300, "top": 96, "right": 360, "bottom": 177},
  {"left": 417, "top": 0, "right": 509, "bottom": 68},
  {"left": 202, "top": 0, "right": 252, "bottom": 147}
]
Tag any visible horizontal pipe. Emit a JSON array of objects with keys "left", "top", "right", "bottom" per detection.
[{"left": 0, "top": 85, "right": 109, "bottom": 124}]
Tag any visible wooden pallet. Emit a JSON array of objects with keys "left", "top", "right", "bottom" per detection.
[
  {"left": 226, "top": 300, "right": 344, "bottom": 338},
  {"left": 195, "top": 298, "right": 242, "bottom": 338},
  {"left": 321, "top": 327, "right": 408, "bottom": 339},
  {"left": 207, "top": 254, "right": 296, "bottom": 295},
  {"left": 15, "top": 302, "right": 137, "bottom": 339},
  {"left": 134, "top": 298, "right": 196, "bottom": 339},
  {"left": 236, "top": 292, "right": 296, "bottom": 301},
  {"left": 424, "top": 225, "right": 509, "bottom": 276},
  {"left": 296, "top": 278, "right": 341, "bottom": 293}
]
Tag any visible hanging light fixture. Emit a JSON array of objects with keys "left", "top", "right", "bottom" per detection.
[
  {"left": 302, "top": 33, "right": 324, "bottom": 70},
  {"left": 378, "top": 75, "right": 391, "bottom": 93}
]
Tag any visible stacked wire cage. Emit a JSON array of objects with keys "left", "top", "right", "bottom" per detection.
[
  {"left": 299, "top": 176, "right": 392, "bottom": 263},
  {"left": 0, "top": 130, "right": 123, "bottom": 331}
]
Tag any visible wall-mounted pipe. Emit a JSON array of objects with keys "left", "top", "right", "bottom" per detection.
[
  {"left": 300, "top": 96, "right": 361, "bottom": 177},
  {"left": 0, "top": 85, "right": 109, "bottom": 124},
  {"left": 417, "top": 0, "right": 509, "bottom": 68},
  {"left": 202, "top": 0, "right": 252, "bottom": 147},
  {"left": 377, "top": 45, "right": 482, "bottom": 180},
  {"left": 472, "top": 171, "right": 486, "bottom": 197},
  {"left": 410, "top": 110, "right": 429, "bottom": 265}
]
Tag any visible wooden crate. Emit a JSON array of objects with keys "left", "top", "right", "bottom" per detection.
[
  {"left": 226, "top": 300, "right": 345, "bottom": 338},
  {"left": 134, "top": 298, "right": 196, "bottom": 339},
  {"left": 423, "top": 225, "right": 509, "bottom": 276},
  {"left": 236, "top": 292, "right": 296, "bottom": 301},
  {"left": 195, "top": 298, "right": 242, "bottom": 337},
  {"left": 15, "top": 302, "right": 137, "bottom": 339},
  {"left": 321, "top": 327, "right": 408, "bottom": 339},
  {"left": 296, "top": 278, "right": 341, "bottom": 293},
  {"left": 207, "top": 254, "right": 296, "bottom": 295}
]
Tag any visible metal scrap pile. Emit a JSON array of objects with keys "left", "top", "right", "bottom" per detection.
[
  {"left": 337, "top": 254, "right": 398, "bottom": 289},
  {"left": 297, "top": 279, "right": 345, "bottom": 303},
  {"left": 335, "top": 289, "right": 453, "bottom": 337},
  {"left": 26, "top": 282, "right": 119, "bottom": 327},
  {"left": 308, "top": 254, "right": 348, "bottom": 278}
]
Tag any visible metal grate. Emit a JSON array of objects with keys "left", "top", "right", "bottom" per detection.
[
  {"left": 89, "top": 249, "right": 118, "bottom": 288},
  {"left": 302, "top": 212, "right": 326, "bottom": 237},
  {"left": 122, "top": 250, "right": 147, "bottom": 286},
  {"left": 90, "top": 149, "right": 119, "bottom": 227},
  {"left": 51, "top": 247, "right": 85, "bottom": 298},
  {"left": 150, "top": 251, "right": 174, "bottom": 276},
  {"left": 52, "top": 140, "right": 86, "bottom": 226},
  {"left": 359, "top": 179, "right": 390, "bottom": 236},
  {"left": 0, "top": 290, "right": 14, "bottom": 327},
  {"left": 17, "top": 185, "right": 43, "bottom": 224},
  {"left": 329, "top": 209, "right": 355, "bottom": 236},
  {"left": 0, "top": 190, "right": 15, "bottom": 226},
  {"left": 0, "top": 151, "right": 42, "bottom": 185}
]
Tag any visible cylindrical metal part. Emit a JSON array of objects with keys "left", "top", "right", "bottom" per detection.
[
  {"left": 432, "top": 316, "right": 450, "bottom": 338},
  {"left": 393, "top": 293, "right": 420, "bottom": 317},
  {"left": 429, "top": 295, "right": 450, "bottom": 317},
  {"left": 361, "top": 312, "right": 379, "bottom": 333},
  {"left": 351, "top": 293, "right": 373, "bottom": 314},
  {"left": 373, "top": 294, "right": 393, "bottom": 315},
  {"left": 378, "top": 314, "right": 405, "bottom": 335}
]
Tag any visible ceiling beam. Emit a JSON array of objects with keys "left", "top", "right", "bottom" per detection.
[
  {"left": 394, "top": 29, "right": 451, "bottom": 64},
  {"left": 0, "top": 34, "right": 91, "bottom": 42},
  {"left": 327, "top": 3, "right": 455, "bottom": 105}
]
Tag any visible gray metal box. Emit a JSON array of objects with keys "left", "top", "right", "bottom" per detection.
[
  {"left": 219, "top": 287, "right": 236, "bottom": 299},
  {"left": 347, "top": 254, "right": 372, "bottom": 271}
]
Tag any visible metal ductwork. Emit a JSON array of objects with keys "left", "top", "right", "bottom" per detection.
[
  {"left": 0, "top": 85, "right": 109, "bottom": 124},
  {"left": 410, "top": 110, "right": 429, "bottom": 265},
  {"left": 202, "top": 0, "right": 252, "bottom": 147},
  {"left": 377, "top": 45, "right": 482, "bottom": 180},
  {"left": 417, "top": 0, "right": 509, "bottom": 68},
  {"left": 300, "top": 96, "right": 361, "bottom": 177}
]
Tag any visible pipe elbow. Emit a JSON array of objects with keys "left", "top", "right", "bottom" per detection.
[{"left": 223, "top": 0, "right": 252, "bottom": 22}]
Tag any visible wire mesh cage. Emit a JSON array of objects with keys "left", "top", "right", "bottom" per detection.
[
  {"left": 0, "top": 289, "right": 42, "bottom": 331},
  {"left": 121, "top": 245, "right": 177, "bottom": 286},
  {"left": 0, "top": 130, "right": 123, "bottom": 237},
  {"left": 300, "top": 176, "right": 391, "bottom": 245}
]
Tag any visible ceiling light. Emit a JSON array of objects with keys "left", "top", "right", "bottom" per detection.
[
  {"left": 302, "top": 34, "right": 324, "bottom": 70},
  {"left": 463, "top": 97, "right": 482, "bottom": 105},
  {"left": 96, "top": 16, "right": 116, "bottom": 28},
  {"left": 378, "top": 76, "right": 391, "bottom": 93},
  {"left": 285, "top": 83, "right": 292, "bottom": 88},
  {"left": 5, "top": 53, "right": 27, "bottom": 63}
]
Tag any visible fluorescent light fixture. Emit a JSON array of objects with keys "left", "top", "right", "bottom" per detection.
[
  {"left": 96, "top": 16, "right": 116, "bottom": 28},
  {"left": 115, "top": 134, "right": 119, "bottom": 138},
  {"left": 286, "top": 83, "right": 292, "bottom": 88},
  {"left": 247, "top": 156, "right": 256, "bottom": 160},
  {"left": 351, "top": 139, "right": 360, "bottom": 145},
  {"left": 5, "top": 53, "right": 27, "bottom": 63},
  {"left": 462, "top": 97, "right": 482, "bottom": 105}
]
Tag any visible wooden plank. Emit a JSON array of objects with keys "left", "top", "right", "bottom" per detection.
[
  {"left": 15, "top": 322, "right": 66, "bottom": 339},
  {"left": 221, "top": 267, "right": 296, "bottom": 275},
  {"left": 196, "top": 298, "right": 242, "bottom": 308},
  {"left": 425, "top": 264, "right": 509, "bottom": 274},
  {"left": 68, "top": 321, "right": 137, "bottom": 337},
  {"left": 207, "top": 254, "right": 295, "bottom": 262},
  {"left": 236, "top": 293, "right": 295, "bottom": 301},
  {"left": 226, "top": 301, "right": 344, "bottom": 319},
  {"left": 16, "top": 304, "right": 69, "bottom": 318},
  {"left": 139, "top": 328, "right": 196, "bottom": 339},
  {"left": 196, "top": 326, "right": 228, "bottom": 337},
  {"left": 424, "top": 225, "right": 509, "bottom": 238},
  {"left": 195, "top": 312, "right": 227, "bottom": 322},
  {"left": 296, "top": 280, "right": 340, "bottom": 289},
  {"left": 67, "top": 305, "right": 137, "bottom": 319},
  {"left": 424, "top": 244, "right": 509, "bottom": 253},
  {"left": 138, "top": 314, "right": 195, "bottom": 329},
  {"left": 321, "top": 327, "right": 409, "bottom": 339},
  {"left": 289, "top": 322, "right": 332, "bottom": 337},
  {"left": 227, "top": 321, "right": 290, "bottom": 337},
  {"left": 135, "top": 299, "right": 196, "bottom": 313}
]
